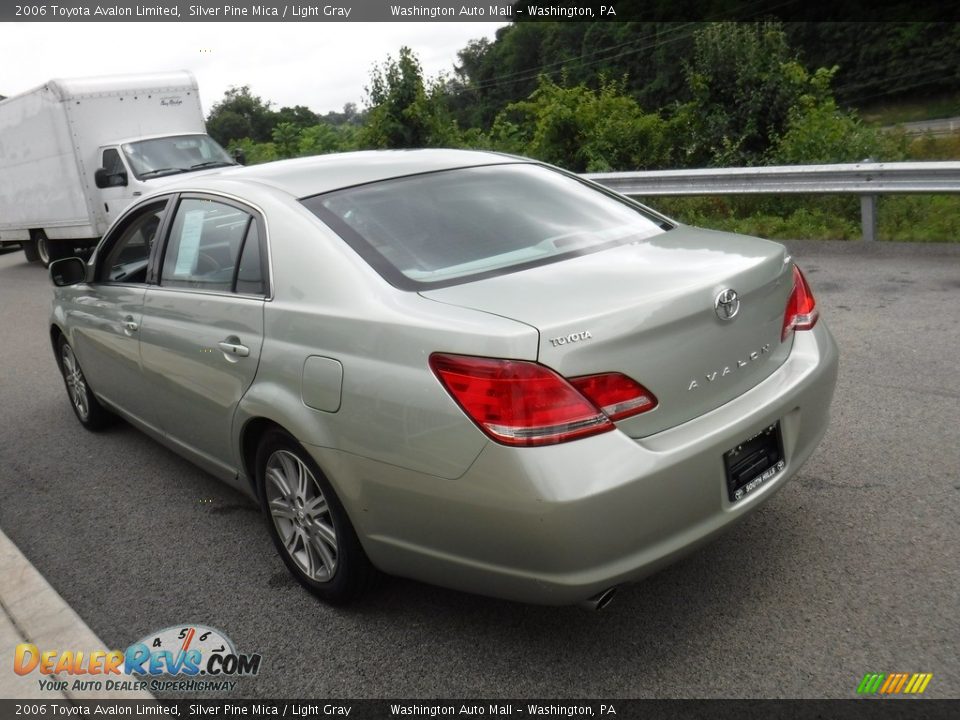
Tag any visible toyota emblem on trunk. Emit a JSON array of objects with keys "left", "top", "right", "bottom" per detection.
[{"left": 715, "top": 289, "right": 740, "bottom": 320}]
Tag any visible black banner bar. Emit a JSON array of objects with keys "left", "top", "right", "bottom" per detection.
[
  {"left": 2, "top": 0, "right": 959, "bottom": 22},
  {"left": 1, "top": 699, "right": 959, "bottom": 720}
]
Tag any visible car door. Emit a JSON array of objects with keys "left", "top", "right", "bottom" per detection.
[
  {"left": 66, "top": 197, "right": 171, "bottom": 434},
  {"left": 138, "top": 194, "right": 268, "bottom": 478}
]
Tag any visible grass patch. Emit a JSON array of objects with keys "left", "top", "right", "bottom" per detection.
[
  {"left": 878, "top": 195, "right": 960, "bottom": 242},
  {"left": 905, "top": 133, "right": 960, "bottom": 160}
]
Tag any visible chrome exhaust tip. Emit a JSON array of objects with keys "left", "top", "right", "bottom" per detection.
[{"left": 579, "top": 586, "right": 617, "bottom": 611}]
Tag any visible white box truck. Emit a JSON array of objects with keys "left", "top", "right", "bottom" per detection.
[{"left": 0, "top": 71, "right": 236, "bottom": 265}]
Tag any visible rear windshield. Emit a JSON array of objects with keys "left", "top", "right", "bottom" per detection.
[{"left": 300, "top": 163, "right": 671, "bottom": 290}]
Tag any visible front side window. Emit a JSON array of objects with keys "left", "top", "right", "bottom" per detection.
[
  {"left": 301, "top": 163, "right": 671, "bottom": 290},
  {"left": 101, "top": 148, "right": 125, "bottom": 176},
  {"left": 98, "top": 201, "right": 167, "bottom": 283},
  {"left": 160, "top": 197, "right": 265, "bottom": 295}
]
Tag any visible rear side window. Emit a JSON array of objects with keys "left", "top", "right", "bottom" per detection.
[
  {"left": 301, "top": 163, "right": 669, "bottom": 290},
  {"left": 235, "top": 221, "right": 265, "bottom": 295},
  {"left": 160, "top": 197, "right": 266, "bottom": 295}
]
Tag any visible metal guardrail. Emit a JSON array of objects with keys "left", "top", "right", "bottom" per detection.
[
  {"left": 586, "top": 161, "right": 960, "bottom": 242},
  {"left": 894, "top": 117, "right": 960, "bottom": 137}
]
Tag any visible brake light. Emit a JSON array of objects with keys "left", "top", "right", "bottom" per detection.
[
  {"left": 782, "top": 265, "right": 819, "bottom": 341},
  {"left": 430, "top": 354, "right": 656, "bottom": 446},
  {"left": 429, "top": 353, "right": 612, "bottom": 446},
  {"left": 569, "top": 373, "right": 657, "bottom": 421}
]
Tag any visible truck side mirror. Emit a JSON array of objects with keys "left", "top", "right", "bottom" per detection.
[
  {"left": 49, "top": 257, "right": 88, "bottom": 286},
  {"left": 94, "top": 168, "right": 128, "bottom": 188},
  {"left": 232, "top": 148, "right": 246, "bottom": 166}
]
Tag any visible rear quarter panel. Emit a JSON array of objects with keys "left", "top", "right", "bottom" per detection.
[{"left": 233, "top": 196, "right": 538, "bottom": 485}]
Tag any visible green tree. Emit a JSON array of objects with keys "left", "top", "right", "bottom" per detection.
[
  {"left": 206, "top": 85, "right": 276, "bottom": 145},
  {"left": 770, "top": 72, "right": 906, "bottom": 164},
  {"left": 442, "top": 20, "right": 958, "bottom": 137},
  {"left": 675, "top": 22, "right": 832, "bottom": 167},
  {"left": 322, "top": 102, "right": 363, "bottom": 126},
  {"left": 272, "top": 122, "right": 302, "bottom": 159},
  {"left": 490, "top": 76, "right": 670, "bottom": 172},
  {"left": 227, "top": 137, "right": 278, "bottom": 165},
  {"left": 273, "top": 105, "right": 321, "bottom": 130},
  {"left": 299, "top": 123, "right": 359, "bottom": 155},
  {"left": 359, "top": 47, "right": 457, "bottom": 149},
  {"left": 445, "top": 21, "right": 697, "bottom": 132},
  {"left": 784, "top": 22, "right": 960, "bottom": 110}
]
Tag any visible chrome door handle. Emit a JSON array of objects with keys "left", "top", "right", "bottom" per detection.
[
  {"left": 218, "top": 340, "right": 250, "bottom": 358},
  {"left": 123, "top": 316, "right": 139, "bottom": 334}
]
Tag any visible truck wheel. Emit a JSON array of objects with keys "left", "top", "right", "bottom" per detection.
[
  {"left": 23, "top": 240, "right": 41, "bottom": 263},
  {"left": 36, "top": 234, "right": 52, "bottom": 267},
  {"left": 34, "top": 232, "right": 71, "bottom": 268}
]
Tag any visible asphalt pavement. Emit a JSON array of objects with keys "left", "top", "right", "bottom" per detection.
[{"left": 0, "top": 240, "right": 957, "bottom": 699}]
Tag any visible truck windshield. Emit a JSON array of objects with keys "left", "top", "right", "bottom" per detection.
[{"left": 121, "top": 135, "right": 234, "bottom": 180}]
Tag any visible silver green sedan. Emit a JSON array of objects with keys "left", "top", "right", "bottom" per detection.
[{"left": 49, "top": 150, "right": 838, "bottom": 608}]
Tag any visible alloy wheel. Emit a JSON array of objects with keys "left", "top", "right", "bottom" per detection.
[
  {"left": 61, "top": 343, "right": 89, "bottom": 421},
  {"left": 264, "top": 449, "right": 339, "bottom": 582}
]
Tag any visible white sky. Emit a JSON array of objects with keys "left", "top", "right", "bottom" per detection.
[{"left": 0, "top": 22, "right": 509, "bottom": 115}]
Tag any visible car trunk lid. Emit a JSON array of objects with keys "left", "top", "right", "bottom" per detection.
[{"left": 421, "top": 226, "right": 795, "bottom": 437}]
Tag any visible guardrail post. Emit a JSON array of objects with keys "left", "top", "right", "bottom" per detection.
[{"left": 860, "top": 195, "right": 878, "bottom": 242}]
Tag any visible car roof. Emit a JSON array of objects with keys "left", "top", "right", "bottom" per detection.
[{"left": 169, "top": 149, "right": 524, "bottom": 199}]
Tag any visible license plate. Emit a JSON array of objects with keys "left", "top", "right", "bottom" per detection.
[{"left": 724, "top": 423, "right": 785, "bottom": 503}]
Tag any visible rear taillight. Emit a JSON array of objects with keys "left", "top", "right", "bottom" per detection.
[
  {"left": 569, "top": 373, "right": 657, "bottom": 421},
  {"left": 429, "top": 353, "right": 656, "bottom": 447},
  {"left": 782, "top": 265, "right": 819, "bottom": 341}
]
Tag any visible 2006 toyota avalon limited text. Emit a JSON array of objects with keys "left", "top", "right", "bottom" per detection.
[{"left": 48, "top": 150, "right": 838, "bottom": 608}]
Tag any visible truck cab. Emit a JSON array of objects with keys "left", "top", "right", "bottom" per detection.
[{"left": 94, "top": 134, "right": 235, "bottom": 229}]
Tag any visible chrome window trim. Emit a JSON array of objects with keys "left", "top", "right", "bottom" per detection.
[{"left": 143, "top": 285, "right": 268, "bottom": 302}]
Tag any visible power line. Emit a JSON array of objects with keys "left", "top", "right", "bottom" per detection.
[
  {"left": 835, "top": 66, "right": 958, "bottom": 95},
  {"left": 456, "top": 23, "right": 700, "bottom": 95},
  {"left": 451, "top": 3, "right": 807, "bottom": 97}
]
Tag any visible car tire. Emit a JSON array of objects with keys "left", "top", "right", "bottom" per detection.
[
  {"left": 57, "top": 336, "right": 114, "bottom": 430},
  {"left": 256, "top": 429, "right": 377, "bottom": 604}
]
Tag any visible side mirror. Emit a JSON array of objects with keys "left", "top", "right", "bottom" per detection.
[
  {"left": 94, "top": 168, "right": 128, "bottom": 188},
  {"left": 49, "top": 257, "right": 88, "bottom": 287},
  {"left": 232, "top": 148, "right": 246, "bottom": 166}
]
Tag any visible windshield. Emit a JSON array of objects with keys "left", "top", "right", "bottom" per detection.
[
  {"left": 301, "top": 163, "right": 671, "bottom": 290},
  {"left": 121, "top": 135, "right": 234, "bottom": 180}
]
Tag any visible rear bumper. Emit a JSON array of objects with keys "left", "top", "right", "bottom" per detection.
[{"left": 310, "top": 322, "right": 839, "bottom": 605}]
